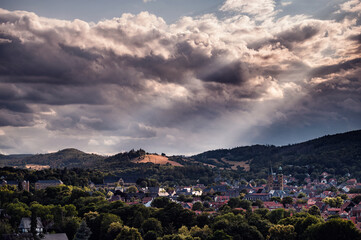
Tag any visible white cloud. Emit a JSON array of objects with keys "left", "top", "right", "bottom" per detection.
[{"left": 220, "top": 0, "right": 277, "bottom": 21}]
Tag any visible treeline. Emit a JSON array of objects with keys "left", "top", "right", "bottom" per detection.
[
  {"left": 0, "top": 167, "right": 105, "bottom": 186},
  {"left": 1, "top": 185, "right": 361, "bottom": 240},
  {"left": 0, "top": 165, "right": 240, "bottom": 187},
  {"left": 192, "top": 130, "right": 361, "bottom": 181}
]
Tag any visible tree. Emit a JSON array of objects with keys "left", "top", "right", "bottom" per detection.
[
  {"left": 253, "top": 199, "right": 264, "bottom": 208},
  {"left": 268, "top": 224, "right": 296, "bottom": 240},
  {"left": 126, "top": 186, "right": 138, "bottom": 193},
  {"left": 308, "top": 206, "right": 321, "bottom": 216},
  {"left": 107, "top": 222, "right": 123, "bottom": 240},
  {"left": 278, "top": 214, "right": 323, "bottom": 238},
  {"left": 190, "top": 225, "right": 212, "bottom": 239},
  {"left": 0, "top": 220, "right": 13, "bottom": 234},
  {"left": 5, "top": 202, "right": 31, "bottom": 227},
  {"left": 84, "top": 211, "right": 101, "bottom": 240},
  {"left": 115, "top": 226, "right": 142, "bottom": 240},
  {"left": 228, "top": 197, "right": 242, "bottom": 208},
  {"left": 192, "top": 202, "right": 203, "bottom": 211},
  {"left": 322, "top": 197, "right": 343, "bottom": 208},
  {"left": 74, "top": 220, "right": 92, "bottom": 240},
  {"left": 271, "top": 197, "right": 281, "bottom": 202},
  {"left": 247, "top": 212, "right": 272, "bottom": 238},
  {"left": 141, "top": 218, "right": 163, "bottom": 236},
  {"left": 304, "top": 218, "right": 361, "bottom": 240},
  {"left": 151, "top": 197, "right": 171, "bottom": 208},
  {"left": 281, "top": 197, "right": 293, "bottom": 206},
  {"left": 297, "top": 193, "right": 306, "bottom": 198},
  {"left": 266, "top": 208, "right": 289, "bottom": 224},
  {"left": 143, "top": 231, "right": 157, "bottom": 240},
  {"left": 100, "top": 213, "right": 122, "bottom": 239},
  {"left": 30, "top": 202, "right": 54, "bottom": 232},
  {"left": 63, "top": 217, "right": 81, "bottom": 240},
  {"left": 211, "top": 230, "right": 232, "bottom": 240}
]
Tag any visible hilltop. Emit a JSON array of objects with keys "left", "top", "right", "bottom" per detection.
[{"left": 0, "top": 148, "right": 105, "bottom": 168}]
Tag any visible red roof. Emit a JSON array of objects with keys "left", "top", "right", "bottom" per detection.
[
  {"left": 327, "top": 208, "right": 341, "bottom": 212},
  {"left": 263, "top": 201, "right": 283, "bottom": 209},
  {"left": 234, "top": 208, "right": 247, "bottom": 212}
]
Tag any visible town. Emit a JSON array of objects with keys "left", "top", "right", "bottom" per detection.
[{"left": 1, "top": 165, "right": 361, "bottom": 240}]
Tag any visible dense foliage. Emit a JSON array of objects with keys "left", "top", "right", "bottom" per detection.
[{"left": 1, "top": 185, "right": 361, "bottom": 240}]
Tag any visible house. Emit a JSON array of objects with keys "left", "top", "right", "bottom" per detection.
[
  {"left": 176, "top": 187, "right": 192, "bottom": 196},
  {"left": 103, "top": 176, "right": 124, "bottom": 188},
  {"left": 327, "top": 208, "right": 341, "bottom": 215},
  {"left": 244, "top": 193, "right": 271, "bottom": 201},
  {"left": 347, "top": 179, "right": 358, "bottom": 185},
  {"left": 341, "top": 200, "right": 356, "bottom": 213},
  {"left": 350, "top": 204, "right": 361, "bottom": 221},
  {"left": 192, "top": 188, "right": 203, "bottom": 196},
  {"left": 320, "top": 191, "right": 335, "bottom": 198},
  {"left": 329, "top": 178, "right": 337, "bottom": 185},
  {"left": 320, "top": 172, "right": 329, "bottom": 178},
  {"left": 182, "top": 202, "right": 193, "bottom": 209},
  {"left": 214, "top": 196, "right": 230, "bottom": 202},
  {"left": 1, "top": 179, "right": 29, "bottom": 191},
  {"left": 263, "top": 201, "right": 283, "bottom": 210},
  {"left": 203, "top": 185, "right": 229, "bottom": 195},
  {"left": 18, "top": 217, "right": 43, "bottom": 233},
  {"left": 35, "top": 180, "right": 63, "bottom": 190},
  {"left": 42, "top": 233, "right": 69, "bottom": 240}
]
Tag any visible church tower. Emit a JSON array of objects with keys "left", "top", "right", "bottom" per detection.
[
  {"left": 267, "top": 165, "right": 274, "bottom": 191},
  {"left": 275, "top": 166, "right": 284, "bottom": 190},
  {"left": 267, "top": 165, "right": 284, "bottom": 191}
]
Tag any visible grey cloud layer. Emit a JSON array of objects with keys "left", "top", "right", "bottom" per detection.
[{"left": 0, "top": 0, "right": 360, "bottom": 154}]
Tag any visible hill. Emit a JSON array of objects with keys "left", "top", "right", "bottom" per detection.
[
  {"left": 191, "top": 129, "right": 361, "bottom": 180},
  {"left": 0, "top": 130, "right": 360, "bottom": 182},
  {"left": 0, "top": 148, "right": 106, "bottom": 168}
]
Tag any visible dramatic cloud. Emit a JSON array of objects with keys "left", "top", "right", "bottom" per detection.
[{"left": 0, "top": 0, "right": 360, "bottom": 155}]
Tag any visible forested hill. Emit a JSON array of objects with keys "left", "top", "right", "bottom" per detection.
[
  {"left": 191, "top": 129, "right": 361, "bottom": 179},
  {"left": 0, "top": 130, "right": 361, "bottom": 180},
  {"left": 0, "top": 148, "right": 105, "bottom": 168}
]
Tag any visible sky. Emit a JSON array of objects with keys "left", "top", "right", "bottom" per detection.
[{"left": 0, "top": 0, "right": 360, "bottom": 156}]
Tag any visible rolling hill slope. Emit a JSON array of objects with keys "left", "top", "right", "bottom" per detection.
[{"left": 191, "top": 129, "right": 361, "bottom": 179}]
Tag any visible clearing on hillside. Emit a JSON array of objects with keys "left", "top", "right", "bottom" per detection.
[
  {"left": 221, "top": 158, "right": 251, "bottom": 171},
  {"left": 132, "top": 154, "right": 183, "bottom": 167}
]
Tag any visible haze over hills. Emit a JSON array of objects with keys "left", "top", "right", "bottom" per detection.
[
  {"left": 1, "top": 129, "right": 361, "bottom": 179},
  {"left": 0, "top": 148, "right": 105, "bottom": 168}
]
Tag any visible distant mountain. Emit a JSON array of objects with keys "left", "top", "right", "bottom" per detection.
[
  {"left": 192, "top": 129, "right": 361, "bottom": 179},
  {"left": 0, "top": 148, "right": 105, "bottom": 168}
]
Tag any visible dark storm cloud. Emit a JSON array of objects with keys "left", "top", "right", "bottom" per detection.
[
  {"left": 0, "top": 2, "right": 360, "bottom": 154},
  {"left": 198, "top": 61, "right": 248, "bottom": 84},
  {"left": 348, "top": 33, "right": 361, "bottom": 43},
  {"left": 310, "top": 58, "right": 361, "bottom": 78},
  {"left": 0, "top": 110, "right": 34, "bottom": 127},
  {"left": 248, "top": 22, "right": 321, "bottom": 51},
  {"left": 59, "top": 44, "right": 100, "bottom": 61},
  {"left": 274, "top": 24, "right": 320, "bottom": 50}
]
